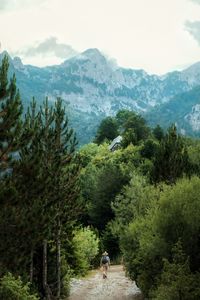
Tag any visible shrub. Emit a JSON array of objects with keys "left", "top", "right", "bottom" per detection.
[
  {"left": 72, "top": 227, "right": 99, "bottom": 275},
  {"left": 61, "top": 264, "right": 73, "bottom": 298},
  {"left": 0, "top": 273, "right": 39, "bottom": 300},
  {"left": 120, "top": 177, "right": 200, "bottom": 297},
  {"left": 151, "top": 242, "right": 200, "bottom": 300}
]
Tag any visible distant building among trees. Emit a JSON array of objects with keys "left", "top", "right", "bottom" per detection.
[{"left": 108, "top": 135, "right": 123, "bottom": 151}]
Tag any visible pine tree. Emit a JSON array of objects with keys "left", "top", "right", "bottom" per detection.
[
  {"left": 14, "top": 98, "right": 80, "bottom": 298},
  {"left": 152, "top": 125, "right": 190, "bottom": 184},
  {"left": 0, "top": 55, "right": 23, "bottom": 276},
  {"left": 0, "top": 57, "right": 80, "bottom": 299},
  {"left": 48, "top": 98, "right": 80, "bottom": 298},
  {"left": 0, "top": 55, "right": 22, "bottom": 171}
]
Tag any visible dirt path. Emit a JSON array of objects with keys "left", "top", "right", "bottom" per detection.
[{"left": 67, "top": 265, "right": 143, "bottom": 300}]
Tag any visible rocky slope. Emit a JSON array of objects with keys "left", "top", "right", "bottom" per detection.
[{"left": 146, "top": 85, "right": 200, "bottom": 137}]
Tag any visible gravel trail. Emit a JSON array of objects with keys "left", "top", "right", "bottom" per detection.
[{"left": 67, "top": 265, "right": 143, "bottom": 300}]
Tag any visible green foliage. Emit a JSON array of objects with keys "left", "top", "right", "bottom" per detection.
[
  {"left": 121, "top": 128, "right": 137, "bottom": 147},
  {"left": 72, "top": 227, "right": 99, "bottom": 275},
  {"left": 78, "top": 143, "right": 99, "bottom": 167},
  {"left": 151, "top": 241, "right": 200, "bottom": 300},
  {"left": 187, "top": 139, "right": 200, "bottom": 176},
  {"left": 140, "top": 138, "right": 159, "bottom": 159},
  {"left": 117, "top": 111, "right": 150, "bottom": 148},
  {"left": 0, "top": 273, "right": 38, "bottom": 300},
  {"left": 79, "top": 140, "right": 147, "bottom": 228},
  {"left": 60, "top": 259, "right": 73, "bottom": 297},
  {"left": 79, "top": 142, "right": 143, "bottom": 260},
  {"left": 116, "top": 109, "right": 135, "bottom": 131},
  {"left": 0, "top": 96, "right": 81, "bottom": 298},
  {"left": 94, "top": 109, "right": 150, "bottom": 147},
  {"left": 111, "top": 173, "right": 158, "bottom": 236},
  {"left": 0, "top": 54, "right": 22, "bottom": 171},
  {"left": 94, "top": 116, "right": 118, "bottom": 144},
  {"left": 152, "top": 125, "right": 190, "bottom": 184},
  {"left": 87, "top": 161, "right": 128, "bottom": 230},
  {"left": 0, "top": 56, "right": 26, "bottom": 275},
  {"left": 153, "top": 125, "right": 164, "bottom": 141},
  {"left": 120, "top": 176, "right": 200, "bottom": 297},
  {"left": 154, "top": 177, "right": 200, "bottom": 269}
]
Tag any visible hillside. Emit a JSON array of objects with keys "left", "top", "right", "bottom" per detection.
[{"left": 146, "top": 85, "right": 200, "bottom": 136}]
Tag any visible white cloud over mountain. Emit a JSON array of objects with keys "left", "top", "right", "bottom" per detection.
[
  {"left": 0, "top": 0, "right": 200, "bottom": 74},
  {"left": 15, "top": 37, "right": 78, "bottom": 60},
  {"left": 190, "top": 0, "right": 200, "bottom": 4},
  {"left": 185, "top": 21, "right": 200, "bottom": 45}
]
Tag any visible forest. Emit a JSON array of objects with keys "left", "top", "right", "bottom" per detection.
[{"left": 1, "top": 54, "right": 200, "bottom": 300}]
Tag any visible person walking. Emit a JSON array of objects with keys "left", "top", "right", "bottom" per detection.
[{"left": 100, "top": 251, "right": 110, "bottom": 279}]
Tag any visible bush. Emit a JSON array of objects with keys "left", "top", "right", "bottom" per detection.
[
  {"left": 151, "top": 242, "right": 200, "bottom": 300},
  {"left": 120, "top": 176, "right": 200, "bottom": 297},
  {"left": 72, "top": 227, "right": 99, "bottom": 275},
  {"left": 61, "top": 264, "right": 73, "bottom": 298},
  {"left": 56, "top": 253, "right": 74, "bottom": 298},
  {"left": 0, "top": 273, "right": 39, "bottom": 300}
]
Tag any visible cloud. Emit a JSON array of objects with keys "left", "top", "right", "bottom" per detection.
[
  {"left": 0, "top": 0, "right": 9, "bottom": 10},
  {"left": 16, "top": 37, "right": 78, "bottom": 60},
  {"left": 185, "top": 21, "right": 200, "bottom": 45},
  {"left": 0, "top": 0, "right": 47, "bottom": 11},
  {"left": 190, "top": 0, "right": 200, "bottom": 4}
]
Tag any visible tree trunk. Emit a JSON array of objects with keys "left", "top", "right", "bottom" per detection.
[
  {"left": 43, "top": 240, "right": 51, "bottom": 299},
  {"left": 43, "top": 240, "right": 47, "bottom": 291},
  {"left": 56, "top": 218, "right": 61, "bottom": 299},
  {"left": 30, "top": 248, "right": 34, "bottom": 283}
]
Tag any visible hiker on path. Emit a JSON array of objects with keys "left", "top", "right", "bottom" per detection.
[{"left": 100, "top": 251, "right": 110, "bottom": 279}]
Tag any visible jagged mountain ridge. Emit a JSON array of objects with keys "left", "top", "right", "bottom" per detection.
[
  {"left": 1, "top": 49, "right": 200, "bottom": 144},
  {"left": 146, "top": 85, "right": 200, "bottom": 136}
]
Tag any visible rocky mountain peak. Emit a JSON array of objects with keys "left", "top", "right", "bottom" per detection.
[
  {"left": 82, "top": 48, "right": 105, "bottom": 59},
  {"left": 78, "top": 48, "right": 108, "bottom": 68},
  {"left": 13, "top": 56, "right": 24, "bottom": 69}
]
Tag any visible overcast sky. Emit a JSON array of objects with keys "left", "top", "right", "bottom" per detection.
[{"left": 0, "top": 0, "right": 200, "bottom": 74}]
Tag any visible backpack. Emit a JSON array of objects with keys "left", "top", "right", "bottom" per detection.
[{"left": 102, "top": 255, "right": 109, "bottom": 264}]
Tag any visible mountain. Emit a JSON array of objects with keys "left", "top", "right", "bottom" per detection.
[
  {"left": 146, "top": 85, "right": 200, "bottom": 136},
  {"left": 1, "top": 49, "right": 200, "bottom": 144}
]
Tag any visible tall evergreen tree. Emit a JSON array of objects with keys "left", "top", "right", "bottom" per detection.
[
  {"left": 0, "top": 55, "right": 24, "bottom": 276},
  {"left": 48, "top": 98, "right": 80, "bottom": 298},
  {"left": 0, "top": 55, "right": 22, "bottom": 171},
  {"left": 0, "top": 96, "right": 81, "bottom": 299},
  {"left": 21, "top": 98, "right": 80, "bottom": 298},
  {"left": 0, "top": 99, "right": 46, "bottom": 282},
  {"left": 152, "top": 125, "right": 190, "bottom": 184}
]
